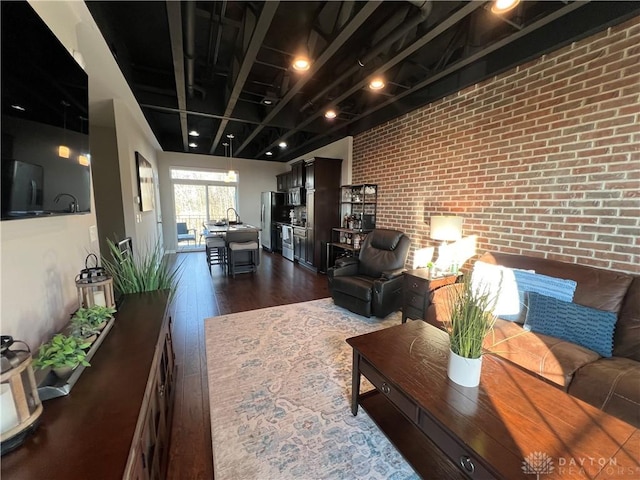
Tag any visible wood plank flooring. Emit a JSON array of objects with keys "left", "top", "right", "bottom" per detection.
[{"left": 166, "top": 249, "right": 330, "bottom": 479}]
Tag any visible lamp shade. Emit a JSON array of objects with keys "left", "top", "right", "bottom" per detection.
[{"left": 430, "top": 216, "right": 463, "bottom": 242}]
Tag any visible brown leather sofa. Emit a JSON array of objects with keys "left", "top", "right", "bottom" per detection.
[{"left": 427, "top": 252, "right": 640, "bottom": 428}]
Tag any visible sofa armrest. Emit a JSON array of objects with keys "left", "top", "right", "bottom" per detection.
[
  {"left": 327, "top": 261, "right": 359, "bottom": 279},
  {"left": 335, "top": 256, "right": 358, "bottom": 268},
  {"left": 380, "top": 268, "right": 406, "bottom": 280}
]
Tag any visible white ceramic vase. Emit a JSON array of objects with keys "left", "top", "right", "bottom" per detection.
[{"left": 447, "top": 350, "right": 482, "bottom": 387}]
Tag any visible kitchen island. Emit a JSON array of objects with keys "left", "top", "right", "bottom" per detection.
[{"left": 204, "top": 224, "right": 261, "bottom": 276}]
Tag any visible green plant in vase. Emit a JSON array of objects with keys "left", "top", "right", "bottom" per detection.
[
  {"left": 33, "top": 334, "right": 91, "bottom": 379},
  {"left": 69, "top": 314, "right": 101, "bottom": 345},
  {"left": 86, "top": 305, "right": 117, "bottom": 330},
  {"left": 102, "top": 238, "right": 181, "bottom": 299},
  {"left": 443, "top": 279, "right": 498, "bottom": 387},
  {"left": 72, "top": 305, "right": 116, "bottom": 332}
]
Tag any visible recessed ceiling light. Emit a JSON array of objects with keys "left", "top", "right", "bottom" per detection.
[
  {"left": 292, "top": 56, "right": 311, "bottom": 72},
  {"left": 262, "top": 98, "right": 273, "bottom": 105},
  {"left": 369, "top": 77, "right": 385, "bottom": 90},
  {"left": 189, "top": 142, "right": 197, "bottom": 148},
  {"left": 11, "top": 104, "right": 25, "bottom": 111},
  {"left": 189, "top": 130, "right": 199, "bottom": 137},
  {"left": 325, "top": 109, "right": 337, "bottom": 119},
  {"left": 266, "top": 151, "right": 273, "bottom": 156},
  {"left": 278, "top": 141, "right": 287, "bottom": 148},
  {"left": 491, "top": 0, "right": 520, "bottom": 14}
]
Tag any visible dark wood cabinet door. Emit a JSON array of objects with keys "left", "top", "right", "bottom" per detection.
[
  {"left": 305, "top": 161, "right": 315, "bottom": 189},
  {"left": 305, "top": 227, "right": 315, "bottom": 266}
]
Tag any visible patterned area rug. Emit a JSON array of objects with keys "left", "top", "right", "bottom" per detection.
[{"left": 205, "top": 298, "right": 419, "bottom": 480}]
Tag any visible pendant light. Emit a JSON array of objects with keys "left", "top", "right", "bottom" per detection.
[{"left": 225, "top": 134, "right": 237, "bottom": 183}]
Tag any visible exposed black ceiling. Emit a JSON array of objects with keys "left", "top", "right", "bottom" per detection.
[{"left": 85, "top": 1, "right": 639, "bottom": 162}]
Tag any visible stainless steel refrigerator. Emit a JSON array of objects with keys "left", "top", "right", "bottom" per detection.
[{"left": 260, "top": 192, "right": 288, "bottom": 252}]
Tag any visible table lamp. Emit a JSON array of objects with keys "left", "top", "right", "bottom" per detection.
[{"left": 430, "top": 216, "right": 463, "bottom": 273}]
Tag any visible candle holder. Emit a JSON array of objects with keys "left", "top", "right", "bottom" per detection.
[
  {"left": 76, "top": 277, "right": 115, "bottom": 309},
  {"left": 0, "top": 336, "right": 43, "bottom": 455},
  {"left": 75, "top": 253, "right": 115, "bottom": 308}
]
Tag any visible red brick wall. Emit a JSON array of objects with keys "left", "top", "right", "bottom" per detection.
[{"left": 353, "top": 17, "right": 640, "bottom": 275}]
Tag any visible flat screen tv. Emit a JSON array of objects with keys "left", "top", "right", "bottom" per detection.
[{"left": 1, "top": 1, "right": 91, "bottom": 220}]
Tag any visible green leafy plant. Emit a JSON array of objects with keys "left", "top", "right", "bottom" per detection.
[
  {"left": 33, "top": 334, "right": 91, "bottom": 370},
  {"left": 70, "top": 315, "right": 101, "bottom": 340},
  {"left": 72, "top": 305, "right": 116, "bottom": 328},
  {"left": 443, "top": 280, "right": 498, "bottom": 359},
  {"left": 102, "top": 238, "right": 181, "bottom": 298}
]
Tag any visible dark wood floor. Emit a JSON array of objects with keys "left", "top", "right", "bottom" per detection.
[{"left": 166, "top": 249, "right": 330, "bottom": 479}]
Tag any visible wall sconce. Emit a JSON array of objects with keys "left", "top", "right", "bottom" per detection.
[
  {"left": 0, "top": 336, "right": 43, "bottom": 455},
  {"left": 78, "top": 155, "right": 90, "bottom": 166},
  {"left": 58, "top": 145, "right": 70, "bottom": 158}
]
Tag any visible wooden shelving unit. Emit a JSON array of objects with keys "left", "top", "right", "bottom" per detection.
[{"left": 327, "top": 184, "right": 377, "bottom": 269}]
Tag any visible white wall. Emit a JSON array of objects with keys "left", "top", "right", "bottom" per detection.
[
  {"left": 290, "top": 136, "right": 353, "bottom": 185},
  {"left": 157, "top": 151, "right": 288, "bottom": 251},
  {"left": 0, "top": 1, "right": 161, "bottom": 351},
  {"left": 113, "top": 101, "right": 161, "bottom": 254}
]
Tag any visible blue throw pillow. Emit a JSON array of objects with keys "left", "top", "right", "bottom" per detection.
[
  {"left": 513, "top": 269, "right": 577, "bottom": 302},
  {"left": 524, "top": 292, "right": 617, "bottom": 357}
]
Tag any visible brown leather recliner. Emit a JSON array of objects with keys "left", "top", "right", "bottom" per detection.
[{"left": 328, "top": 229, "right": 411, "bottom": 318}]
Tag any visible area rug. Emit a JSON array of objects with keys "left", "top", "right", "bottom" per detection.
[{"left": 204, "top": 298, "right": 419, "bottom": 480}]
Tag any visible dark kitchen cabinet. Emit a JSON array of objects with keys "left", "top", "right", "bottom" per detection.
[
  {"left": 305, "top": 161, "right": 315, "bottom": 190},
  {"left": 291, "top": 161, "right": 305, "bottom": 188},
  {"left": 293, "top": 226, "right": 306, "bottom": 261},
  {"left": 302, "top": 157, "right": 342, "bottom": 272},
  {"left": 277, "top": 172, "right": 293, "bottom": 192}
]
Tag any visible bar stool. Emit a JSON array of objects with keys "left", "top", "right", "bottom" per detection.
[
  {"left": 227, "top": 241, "right": 259, "bottom": 277},
  {"left": 205, "top": 236, "right": 227, "bottom": 274}
]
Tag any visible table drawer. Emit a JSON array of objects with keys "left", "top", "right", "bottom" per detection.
[
  {"left": 403, "top": 305, "right": 425, "bottom": 321},
  {"left": 360, "top": 358, "right": 417, "bottom": 422},
  {"left": 405, "top": 292, "right": 426, "bottom": 310},
  {"left": 418, "top": 410, "right": 496, "bottom": 479},
  {"left": 404, "top": 276, "right": 428, "bottom": 295}
]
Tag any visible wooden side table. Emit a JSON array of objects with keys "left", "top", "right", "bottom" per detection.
[{"left": 402, "top": 269, "right": 458, "bottom": 323}]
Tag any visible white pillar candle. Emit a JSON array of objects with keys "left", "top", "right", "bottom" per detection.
[
  {"left": 93, "top": 290, "right": 106, "bottom": 307},
  {"left": 0, "top": 383, "right": 19, "bottom": 434}
]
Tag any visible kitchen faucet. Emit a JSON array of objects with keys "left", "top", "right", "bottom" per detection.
[
  {"left": 226, "top": 207, "right": 240, "bottom": 224},
  {"left": 54, "top": 193, "right": 79, "bottom": 213}
]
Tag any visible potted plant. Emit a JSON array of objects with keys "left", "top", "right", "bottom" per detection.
[
  {"left": 443, "top": 280, "right": 497, "bottom": 387},
  {"left": 102, "top": 239, "right": 181, "bottom": 299},
  {"left": 72, "top": 305, "right": 116, "bottom": 332},
  {"left": 86, "top": 305, "right": 117, "bottom": 330},
  {"left": 33, "top": 334, "right": 91, "bottom": 380},
  {"left": 69, "top": 315, "right": 101, "bottom": 346}
]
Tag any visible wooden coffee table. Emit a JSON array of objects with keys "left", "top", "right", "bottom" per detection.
[{"left": 347, "top": 321, "right": 639, "bottom": 479}]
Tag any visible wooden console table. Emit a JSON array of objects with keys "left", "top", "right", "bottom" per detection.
[
  {"left": 1, "top": 291, "right": 176, "bottom": 480},
  {"left": 347, "top": 321, "right": 639, "bottom": 479}
]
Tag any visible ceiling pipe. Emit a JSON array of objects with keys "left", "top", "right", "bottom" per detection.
[
  {"left": 184, "top": 0, "right": 196, "bottom": 98},
  {"left": 300, "top": 0, "right": 432, "bottom": 113}
]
